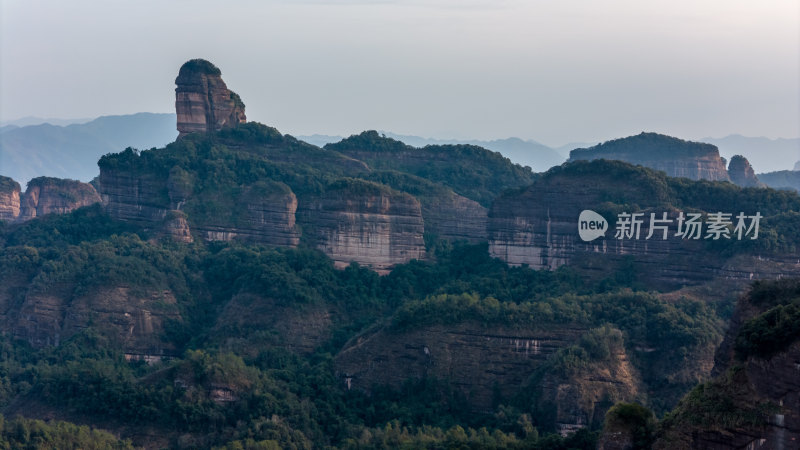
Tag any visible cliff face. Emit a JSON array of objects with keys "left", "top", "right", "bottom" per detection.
[
  {"left": 728, "top": 155, "right": 764, "bottom": 188},
  {"left": 193, "top": 181, "right": 300, "bottom": 246},
  {"left": 569, "top": 132, "right": 730, "bottom": 181},
  {"left": 421, "top": 191, "right": 487, "bottom": 242},
  {"left": 335, "top": 322, "right": 586, "bottom": 411},
  {"left": 18, "top": 177, "right": 102, "bottom": 220},
  {"left": 175, "top": 59, "right": 246, "bottom": 138},
  {"left": 0, "top": 176, "right": 100, "bottom": 223},
  {"left": 7, "top": 285, "right": 181, "bottom": 356},
  {"left": 488, "top": 160, "right": 800, "bottom": 289},
  {"left": 654, "top": 280, "right": 800, "bottom": 449},
  {"left": 209, "top": 293, "right": 333, "bottom": 356},
  {"left": 0, "top": 176, "right": 21, "bottom": 221},
  {"left": 301, "top": 179, "right": 425, "bottom": 273},
  {"left": 539, "top": 331, "right": 642, "bottom": 435}
]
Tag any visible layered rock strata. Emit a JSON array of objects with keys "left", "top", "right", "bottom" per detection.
[
  {"left": 0, "top": 176, "right": 21, "bottom": 221},
  {"left": 0, "top": 176, "right": 100, "bottom": 222},
  {"left": 301, "top": 179, "right": 425, "bottom": 272},
  {"left": 18, "top": 177, "right": 102, "bottom": 220},
  {"left": 335, "top": 322, "right": 586, "bottom": 411},
  {"left": 488, "top": 162, "right": 800, "bottom": 289},
  {"left": 654, "top": 281, "right": 800, "bottom": 449},
  {"left": 175, "top": 59, "right": 246, "bottom": 138},
  {"left": 11, "top": 286, "right": 181, "bottom": 355},
  {"left": 569, "top": 132, "right": 730, "bottom": 181},
  {"left": 195, "top": 181, "right": 300, "bottom": 246},
  {"left": 419, "top": 191, "right": 488, "bottom": 242}
]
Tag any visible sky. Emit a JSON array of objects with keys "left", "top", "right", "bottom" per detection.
[{"left": 1, "top": 0, "right": 798, "bottom": 147}]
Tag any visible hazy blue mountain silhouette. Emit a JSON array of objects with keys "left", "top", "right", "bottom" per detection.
[{"left": 0, "top": 113, "right": 177, "bottom": 187}]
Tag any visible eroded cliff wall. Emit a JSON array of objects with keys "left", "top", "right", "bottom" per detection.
[{"left": 569, "top": 132, "right": 730, "bottom": 181}]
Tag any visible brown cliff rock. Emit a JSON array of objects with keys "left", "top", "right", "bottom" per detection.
[
  {"left": 728, "top": 154, "right": 765, "bottom": 187},
  {"left": 0, "top": 176, "right": 21, "bottom": 221},
  {"left": 488, "top": 160, "right": 800, "bottom": 290},
  {"left": 175, "top": 59, "right": 246, "bottom": 138},
  {"left": 654, "top": 280, "right": 800, "bottom": 449},
  {"left": 12, "top": 286, "right": 181, "bottom": 355},
  {"left": 538, "top": 328, "right": 643, "bottom": 435},
  {"left": 196, "top": 181, "right": 300, "bottom": 246},
  {"left": 300, "top": 179, "right": 425, "bottom": 273},
  {"left": 364, "top": 172, "right": 488, "bottom": 242},
  {"left": 98, "top": 158, "right": 299, "bottom": 247},
  {"left": 209, "top": 293, "right": 333, "bottom": 356},
  {"left": 18, "top": 177, "right": 101, "bottom": 221},
  {"left": 569, "top": 132, "right": 730, "bottom": 181},
  {"left": 161, "top": 210, "right": 194, "bottom": 243},
  {"left": 422, "top": 191, "right": 488, "bottom": 242},
  {"left": 334, "top": 322, "right": 586, "bottom": 411}
]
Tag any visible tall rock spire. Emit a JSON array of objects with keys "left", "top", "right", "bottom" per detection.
[{"left": 175, "top": 59, "right": 246, "bottom": 138}]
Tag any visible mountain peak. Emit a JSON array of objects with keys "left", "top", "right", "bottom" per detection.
[{"left": 175, "top": 59, "right": 246, "bottom": 138}]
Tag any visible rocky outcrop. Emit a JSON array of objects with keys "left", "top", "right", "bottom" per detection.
[
  {"left": 98, "top": 160, "right": 299, "bottom": 247},
  {"left": 18, "top": 177, "right": 101, "bottom": 220},
  {"left": 175, "top": 59, "right": 246, "bottom": 138},
  {"left": 209, "top": 293, "right": 333, "bottom": 356},
  {"left": 364, "top": 171, "right": 488, "bottom": 242},
  {"left": 569, "top": 132, "right": 730, "bottom": 181},
  {"left": 97, "top": 165, "right": 170, "bottom": 226},
  {"left": 0, "top": 176, "right": 21, "bottom": 221},
  {"left": 488, "top": 160, "right": 800, "bottom": 290},
  {"left": 728, "top": 155, "right": 764, "bottom": 187},
  {"left": 11, "top": 286, "right": 181, "bottom": 355},
  {"left": 161, "top": 211, "right": 193, "bottom": 243},
  {"left": 654, "top": 280, "right": 800, "bottom": 449},
  {"left": 194, "top": 181, "right": 300, "bottom": 246},
  {"left": 421, "top": 191, "right": 487, "bottom": 242},
  {"left": 0, "top": 176, "right": 100, "bottom": 222},
  {"left": 301, "top": 179, "right": 425, "bottom": 272},
  {"left": 539, "top": 329, "right": 642, "bottom": 435},
  {"left": 335, "top": 322, "right": 586, "bottom": 411}
]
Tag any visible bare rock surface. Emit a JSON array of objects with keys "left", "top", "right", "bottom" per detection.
[{"left": 175, "top": 59, "right": 245, "bottom": 138}]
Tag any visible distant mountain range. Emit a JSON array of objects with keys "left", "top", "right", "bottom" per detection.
[
  {"left": 701, "top": 135, "right": 800, "bottom": 174},
  {"left": 2, "top": 112, "right": 797, "bottom": 187},
  {"left": 298, "top": 132, "right": 581, "bottom": 173},
  {"left": 0, "top": 113, "right": 177, "bottom": 187}
]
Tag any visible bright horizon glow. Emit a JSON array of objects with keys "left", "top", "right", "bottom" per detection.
[{"left": 1, "top": 0, "right": 798, "bottom": 148}]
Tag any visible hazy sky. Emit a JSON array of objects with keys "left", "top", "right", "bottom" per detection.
[{"left": 1, "top": 0, "right": 798, "bottom": 146}]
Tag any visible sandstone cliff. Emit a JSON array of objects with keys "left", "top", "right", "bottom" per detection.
[
  {"left": 6, "top": 283, "right": 181, "bottom": 356},
  {"left": 488, "top": 160, "right": 800, "bottom": 290},
  {"left": 300, "top": 179, "right": 425, "bottom": 272},
  {"left": 335, "top": 322, "right": 586, "bottom": 411},
  {"left": 569, "top": 132, "right": 730, "bottom": 181},
  {"left": 654, "top": 279, "right": 800, "bottom": 449},
  {"left": 727, "top": 154, "right": 764, "bottom": 188},
  {"left": 175, "top": 59, "right": 246, "bottom": 138},
  {"left": 537, "top": 328, "right": 643, "bottom": 436},
  {"left": 209, "top": 293, "right": 333, "bottom": 356},
  {"left": 364, "top": 171, "right": 488, "bottom": 242},
  {"left": 18, "top": 177, "right": 102, "bottom": 221},
  {"left": 0, "top": 176, "right": 21, "bottom": 221},
  {"left": 0, "top": 176, "right": 100, "bottom": 223}
]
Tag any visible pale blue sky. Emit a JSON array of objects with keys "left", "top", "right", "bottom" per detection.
[{"left": 1, "top": 0, "right": 798, "bottom": 146}]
